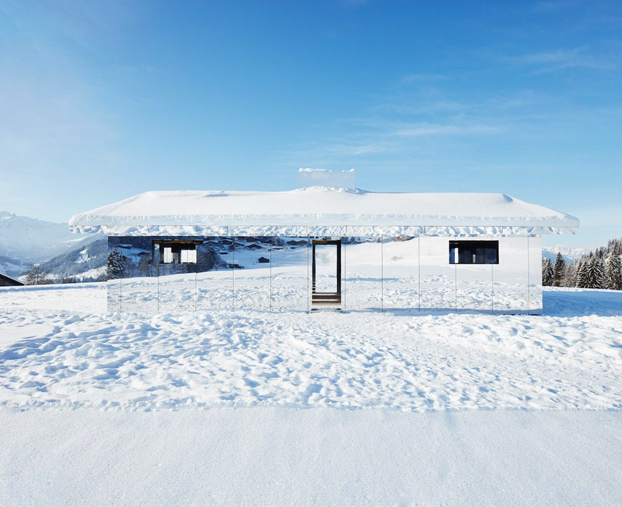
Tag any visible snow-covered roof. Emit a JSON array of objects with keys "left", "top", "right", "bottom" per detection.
[{"left": 69, "top": 187, "right": 579, "bottom": 237}]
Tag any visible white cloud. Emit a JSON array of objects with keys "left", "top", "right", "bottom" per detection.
[
  {"left": 508, "top": 46, "right": 617, "bottom": 71},
  {"left": 399, "top": 73, "right": 447, "bottom": 84},
  {"left": 530, "top": 0, "right": 583, "bottom": 14},
  {"left": 395, "top": 123, "right": 503, "bottom": 137}
]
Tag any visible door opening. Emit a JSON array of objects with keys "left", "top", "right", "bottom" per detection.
[{"left": 311, "top": 240, "right": 342, "bottom": 309}]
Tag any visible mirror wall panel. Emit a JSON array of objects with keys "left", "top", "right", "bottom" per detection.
[
  {"left": 419, "top": 237, "right": 456, "bottom": 312},
  {"left": 343, "top": 237, "right": 382, "bottom": 312},
  {"left": 381, "top": 236, "right": 420, "bottom": 311},
  {"left": 528, "top": 236, "right": 543, "bottom": 314},
  {"left": 493, "top": 236, "right": 529, "bottom": 313}
]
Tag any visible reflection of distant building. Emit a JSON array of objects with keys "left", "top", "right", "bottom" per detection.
[
  {"left": 0, "top": 273, "right": 24, "bottom": 287},
  {"left": 70, "top": 187, "right": 579, "bottom": 314}
]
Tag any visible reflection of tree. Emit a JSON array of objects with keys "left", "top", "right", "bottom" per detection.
[
  {"left": 138, "top": 253, "right": 151, "bottom": 277},
  {"left": 107, "top": 249, "right": 128, "bottom": 280}
]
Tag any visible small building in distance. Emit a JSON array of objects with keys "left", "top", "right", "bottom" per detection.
[
  {"left": 70, "top": 187, "right": 579, "bottom": 314},
  {"left": 0, "top": 273, "right": 24, "bottom": 287}
]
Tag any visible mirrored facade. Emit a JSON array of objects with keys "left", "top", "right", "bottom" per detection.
[{"left": 106, "top": 233, "right": 543, "bottom": 314}]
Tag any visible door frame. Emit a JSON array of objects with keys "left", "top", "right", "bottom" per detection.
[{"left": 311, "top": 239, "right": 342, "bottom": 307}]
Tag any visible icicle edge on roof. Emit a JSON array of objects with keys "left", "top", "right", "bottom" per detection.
[{"left": 69, "top": 188, "right": 580, "bottom": 236}]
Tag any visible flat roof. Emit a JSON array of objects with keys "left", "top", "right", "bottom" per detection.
[{"left": 70, "top": 187, "right": 579, "bottom": 236}]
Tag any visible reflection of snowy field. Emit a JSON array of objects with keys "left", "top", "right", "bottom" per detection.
[
  {"left": 0, "top": 283, "right": 620, "bottom": 412},
  {"left": 1, "top": 283, "right": 621, "bottom": 505},
  {"left": 107, "top": 240, "right": 542, "bottom": 313}
]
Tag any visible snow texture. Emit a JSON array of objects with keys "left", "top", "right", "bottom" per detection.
[
  {"left": 69, "top": 187, "right": 580, "bottom": 236},
  {"left": 0, "top": 283, "right": 621, "bottom": 505},
  {"left": 1, "top": 408, "right": 621, "bottom": 506},
  {"left": 0, "top": 284, "right": 620, "bottom": 412}
]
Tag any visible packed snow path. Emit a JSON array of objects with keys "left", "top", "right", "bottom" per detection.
[{"left": 0, "top": 284, "right": 620, "bottom": 412}]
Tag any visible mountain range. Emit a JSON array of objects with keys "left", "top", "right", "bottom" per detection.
[
  {"left": 542, "top": 245, "right": 588, "bottom": 264},
  {"left": 0, "top": 211, "right": 103, "bottom": 279}
]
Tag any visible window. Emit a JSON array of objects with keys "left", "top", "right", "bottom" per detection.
[
  {"left": 156, "top": 241, "right": 197, "bottom": 264},
  {"left": 449, "top": 240, "right": 499, "bottom": 264}
]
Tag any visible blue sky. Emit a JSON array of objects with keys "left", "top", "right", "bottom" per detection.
[{"left": 0, "top": 0, "right": 620, "bottom": 249}]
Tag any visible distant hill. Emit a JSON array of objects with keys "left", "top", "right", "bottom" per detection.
[
  {"left": 0, "top": 211, "right": 104, "bottom": 280},
  {"left": 0, "top": 211, "right": 97, "bottom": 264},
  {"left": 40, "top": 238, "right": 108, "bottom": 282},
  {"left": 0, "top": 254, "right": 27, "bottom": 278}
]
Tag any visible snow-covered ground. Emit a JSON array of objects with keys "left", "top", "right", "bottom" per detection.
[{"left": 0, "top": 281, "right": 621, "bottom": 505}]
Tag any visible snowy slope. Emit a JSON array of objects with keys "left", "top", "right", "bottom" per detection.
[
  {"left": 39, "top": 238, "right": 107, "bottom": 281},
  {"left": 0, "top": 211, "right": 97, "bottom": 264},
  {"left": 0, "top": 284, "right": 620, "bottom": 505},
  {"left": 0, "top": 254, "right": 27, "bottom": 278}
]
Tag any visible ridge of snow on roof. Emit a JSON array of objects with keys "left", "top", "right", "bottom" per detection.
[{"left": 69, "top": 187, "right": 579, "bottom": 234}]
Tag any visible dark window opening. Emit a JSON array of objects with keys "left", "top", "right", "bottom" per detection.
[
  {"left": 155, "top": 241, "right": 198, "bottom": 264},
  {"left": 449, "top": 240, "right": 499, "bottom": 265}
]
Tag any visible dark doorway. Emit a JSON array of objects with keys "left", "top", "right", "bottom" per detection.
[{"left": 311, "top": 240, "right": 342, "bottom": 308}]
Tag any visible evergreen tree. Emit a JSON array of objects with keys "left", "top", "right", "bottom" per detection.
[
  {"left": 575, "top": 259, "right": 589, "bottom": 288},
  {"left": 563, "top": 262, "right": 576, "bottom": 288},
  {"left": 585, "top": 256, "right": 606, "bottom": 289},
  {"left": 553, "top": 252, "right": 566, "bottom": 287},
  {"left": 106, "top": 249, "right": 127, "bottom": 280},
  {"left": 606, "top": 245, "right": 622, "bottom": 290},
  {"left": 595, "top": 257, "right": 606, "bottom": 288},
  {"left": 542, "top": 258, "right": 554, "bottom": 286}
]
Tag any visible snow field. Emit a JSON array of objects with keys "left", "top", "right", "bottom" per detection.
[
  {"left": 0, "top": 284, "right": 620, "bottom": 412},
  {"left": 1, "top": 282, "right": 621, "bottom": 505},
  {"left": 1, "top": 408, "right": 621, "bottom": 506}
]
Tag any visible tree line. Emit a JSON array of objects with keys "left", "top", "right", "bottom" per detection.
[{"left": 542, "top": 238, "right": 622, "bottom": 290}]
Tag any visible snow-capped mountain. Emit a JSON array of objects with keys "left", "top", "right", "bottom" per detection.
[
  {"left": 542, "top": 244, "right": 589, "bottom": 264},
  {"left": 0, "top": 211, "right": 98, "bottom": 264},
  {"left": 0, "top": 211, "right": 102, "bottom": 277}
]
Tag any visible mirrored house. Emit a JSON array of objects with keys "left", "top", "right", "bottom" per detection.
[{"left": 70, "top": 187, "right": 579, "bottom": 314}]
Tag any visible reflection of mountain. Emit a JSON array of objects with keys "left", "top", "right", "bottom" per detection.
[{"left": 0, "top": 211, "right": 97, "bottom": 264}]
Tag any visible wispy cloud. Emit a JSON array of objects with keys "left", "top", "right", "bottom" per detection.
[
  {"left": 395, "top": 123, "right": 503, "bottom": 137},
  {"left": 530, "top": 0, "right": 583, "bottom": 14},
  {"left": 282, "top": 116, "right": 507, "bottom": 170},
  {"left": 321, "top": 142, "right": 386, "bottom": 156},
  {"left": 290, "top": 139, "right": 391, "bottom": 160},
  {"left": 508, "top": 46, "right": 617, "bottom": 71},
  {"left": 370, "top": 91, "right": 540, "bottom": 118},
  {"left": 399, "top": 73, "right": 447, "bottom": 84},
  {"left": 341, "top": 0, "right": 373, "bottom": 7}
]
